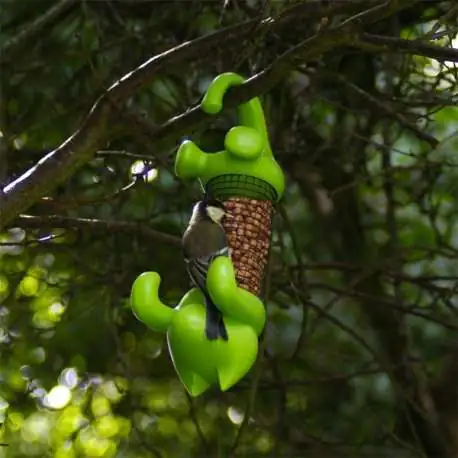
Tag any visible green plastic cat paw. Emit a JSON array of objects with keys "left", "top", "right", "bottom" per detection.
[{"left": 130, "top": 256, "right": 265, "bottom": 396}]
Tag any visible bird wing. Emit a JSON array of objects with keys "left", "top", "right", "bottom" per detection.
[
  {"left": 185, "top": 247, "right": 230, "bottom": 341},
  {"left": 185, "top": 246, "right": 229, "bottom": 294}
]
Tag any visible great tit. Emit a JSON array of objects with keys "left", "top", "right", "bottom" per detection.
[{"left": 182, "top": 199, "right": 232, "bottom": 341}]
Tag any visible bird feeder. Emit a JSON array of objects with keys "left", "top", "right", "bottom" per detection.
[{"left": 130, "top": 73, "right": 285, "bottom": 396}]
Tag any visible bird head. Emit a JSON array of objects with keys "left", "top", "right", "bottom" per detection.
[{"left": 190, "top": 199, "right": 232, "bottom": 225}]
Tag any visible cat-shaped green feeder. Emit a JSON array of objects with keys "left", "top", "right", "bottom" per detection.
[{"left": 130, "top": 72, "right": 285, "bottom": 396}]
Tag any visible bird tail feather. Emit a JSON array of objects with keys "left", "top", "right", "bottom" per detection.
[{"left": 204, "top": 295, "right": 228, "bottom": 341}]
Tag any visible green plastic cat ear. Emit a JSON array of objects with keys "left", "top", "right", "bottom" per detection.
[
  {"left": 175, "top": 72, "right": 285, "bottom": 200},
  {"left": 201, "top": 73, "right": 272, "bottom": 157}
]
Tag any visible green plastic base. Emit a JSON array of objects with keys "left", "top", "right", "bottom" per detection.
[
  {"left": 130, "top": 256, "right": 266, "bottom": 396},
  {"left": 205, "top": 174, "right": 277, "bottom": 201}
]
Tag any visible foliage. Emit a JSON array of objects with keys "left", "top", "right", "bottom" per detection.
[{"left": 1, "top": 1, "right": 458, "bottom": 457}]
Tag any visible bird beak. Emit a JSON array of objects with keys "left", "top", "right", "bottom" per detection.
[{"left": 224, "top": 212, "right": 234, "bottom": 219}]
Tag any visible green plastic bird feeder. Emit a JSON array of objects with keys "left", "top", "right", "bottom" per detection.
[{"left": 130, "top": 73, "right": 285, "bottom": 396}]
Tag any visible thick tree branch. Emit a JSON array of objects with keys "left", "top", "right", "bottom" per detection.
[
  {"left": 0, "top": 3, "right": 326, "bottom": 229},
  {"left": 359, "top": 33, "right": 458, "bottom": 63},
  {"left": 0, "top": 18, "right": 261, "bottom": 229},
  {"left": 0, "top": 0, "right": 78, "bottom": 64},
  {"left": 0, "top": 0, "right": 416, "bottom": 230},
  {"left": 15, "top": 214, "right": 181, "bottom": 247}
]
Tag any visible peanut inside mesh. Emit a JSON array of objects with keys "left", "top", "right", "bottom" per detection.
[{"left": 222, "top": 198, "right": 273, "bottom": 296}]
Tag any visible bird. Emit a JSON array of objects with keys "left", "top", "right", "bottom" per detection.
[{"left": 182, "top": 198, "right": 232, "bottom": 341}]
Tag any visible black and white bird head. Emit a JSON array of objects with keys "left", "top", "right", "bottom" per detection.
[{"left": 189, "top": 199, "right": 231, "bottom": 225}]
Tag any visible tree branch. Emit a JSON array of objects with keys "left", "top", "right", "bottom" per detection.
[
  {"left": 0, "top": 0, "right": 416, "bottom": 230},
  {"left": 326, "top": 72, "right": 439, "bottom": 148},
  {"left": 15, "top": 214, "right": 181, "bottom": 247},
  {"left": 0, "top": 3, "right": 323, "bottom": 229},
  {"left": 359, "top": 33, "right": 458, "bottom": 63},
  {"left": 0, "top": 0, "right": 78, "bottom": 64},
  {"left": 284, "top": 118, "right": 453, "bottom": 457},
  {"left": 431, "top": 339, "right": 458, "bottom": 453}
]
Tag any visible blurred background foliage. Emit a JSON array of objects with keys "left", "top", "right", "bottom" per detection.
[{"left": 1, "top": 1, "right": 458, "bottom": 457}]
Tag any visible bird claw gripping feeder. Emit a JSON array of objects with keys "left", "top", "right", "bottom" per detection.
[{"left": 130, "top": 73, "right": 285, "bottom": 396}]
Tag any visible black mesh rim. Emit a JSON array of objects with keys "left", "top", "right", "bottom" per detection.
[{"left": 205, "top": 174, "right": 277, "bottom": 201}]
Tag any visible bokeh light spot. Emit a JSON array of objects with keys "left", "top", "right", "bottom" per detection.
[
  {"left": 130, "top": 161, "right": 158, "bottom": 182},
  {"left": 227, "top": 406, "right": 244, "bottom": 425},
  {"left": 94, "top": 415, "right": 119, "bottom": 438},
  {"left": 0, "top": 275, "right": 9, "bottom": 294},
  {"left": 44, "top": 385, "right": 72, "bottom": 410},
  {"left": 91, "top": 395, "right": 111, "bottom": 417},
  {"left": 19, "top": 276, "right": 39, "bottom": 296},
  {"left": 59, "top": 368, "right": 79, "bottom": 389}
]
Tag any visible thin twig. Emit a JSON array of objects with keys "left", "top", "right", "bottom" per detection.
[
  {"left": 185, "top": 393, "right": 208, "bottom": 450},
  {"left": 277, "top": 203, "right": 310, "bottom": 360},
  {"left": 327, "top": 72, "right": 439, "bottom": 148},
  {"left": 230, "top": 243, "right": 275, "bottom": 454}
]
